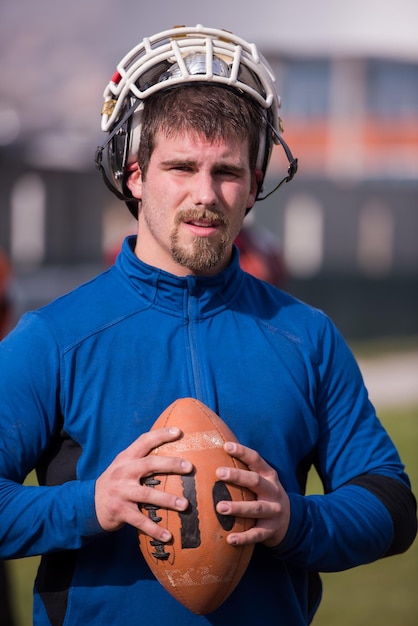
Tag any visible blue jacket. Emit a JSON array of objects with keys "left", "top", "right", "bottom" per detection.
[{"left": 0, "top": 236, "right": 415, "bottom": 625}]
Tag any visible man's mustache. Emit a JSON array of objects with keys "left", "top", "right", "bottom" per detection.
[{"left": 174, "top": 208, "right": 229, "bottom": 227}]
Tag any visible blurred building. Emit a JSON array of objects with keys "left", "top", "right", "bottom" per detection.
[{"left": 0, "top": 5, "right": 417, "bottom": 339}]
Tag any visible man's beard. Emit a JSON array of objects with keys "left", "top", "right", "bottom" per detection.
[{"left": 170, "top": 208, "right": 232, "bottom": 273}]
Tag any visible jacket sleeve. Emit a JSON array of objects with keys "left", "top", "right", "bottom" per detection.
[
  {"left": 272, "top": 317, "right": 417, "bottom": 571},
  {"left": 0, "top": 313, "right": 103, "bottom": 559},
  {"left": 274, "top": 478, "right": 416, "bottom": 571}
]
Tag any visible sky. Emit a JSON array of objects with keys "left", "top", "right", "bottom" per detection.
[{"left": 1, "top": 0, "right": 418, "bottom": 167}]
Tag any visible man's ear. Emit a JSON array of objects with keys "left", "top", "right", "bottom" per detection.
[
  {"left": 247, "top": 169, "right": 263, "bottom": 211},
  {"left": 126, "top": 162, "right": 142, "bottom": 199}
]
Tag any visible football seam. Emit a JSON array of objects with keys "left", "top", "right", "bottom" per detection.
[{"left": 141, "top": 476, "right": 171, "bottom": 561}]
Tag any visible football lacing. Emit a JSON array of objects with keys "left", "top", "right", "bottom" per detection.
[{"left": 142, "top": 476, "right": 170, "bottom": 560}]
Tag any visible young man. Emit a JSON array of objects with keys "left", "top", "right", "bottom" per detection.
[{"left": 0, "top": 25, "right": 416, "bottom": 625}]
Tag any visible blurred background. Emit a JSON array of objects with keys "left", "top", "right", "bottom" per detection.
[
  {"left": 0, "top": 1, "right": 417, "bottom": 624},
  {"left": 1, "top": 0, "right": 418, "bottom": 338}
]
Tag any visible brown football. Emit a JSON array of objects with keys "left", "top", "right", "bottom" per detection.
[{"left": 138, "top": 397, "right": 255, "bottom": 615}]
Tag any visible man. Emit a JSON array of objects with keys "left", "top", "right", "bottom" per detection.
[{"left": 0, "top": 25, "right": 416, "bottom": 625}]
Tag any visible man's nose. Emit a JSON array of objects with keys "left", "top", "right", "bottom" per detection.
[{"left": 190, "top": 172, "right": 218, "bottom": 207}]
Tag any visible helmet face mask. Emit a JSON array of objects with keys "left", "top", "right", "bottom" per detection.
[{"left": 95, "top": 24, "right": 297, "bottom": 217}]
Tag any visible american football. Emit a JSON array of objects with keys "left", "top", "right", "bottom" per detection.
[{"left": 138, "top": 397, "right": 256, "bottom": 615}]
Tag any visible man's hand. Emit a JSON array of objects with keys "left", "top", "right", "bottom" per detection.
[
  {"left": 95, "top": 427, "right": 192, "bottom": 542},
  {"left": 215, "top": 441, "right": 290, "bottom": 548}
]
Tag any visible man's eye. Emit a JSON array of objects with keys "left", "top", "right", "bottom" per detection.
[
  {"left": 218, "top": 169, "right": 240, "bottom": 178},
  {"left": 172, "top": 165, "right": 192, "bottom": 172}
]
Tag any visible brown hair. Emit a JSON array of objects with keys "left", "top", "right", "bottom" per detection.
[{"left": 137, "top": 84, "right": 264, "bottom": 179}]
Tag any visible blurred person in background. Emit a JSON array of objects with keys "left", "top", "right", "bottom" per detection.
[
  {"left": 234, "top": 219, "right": 286, "bottom": 287},
  {"left": 0, "top": 248, "right": 12, "bottom": 339}
]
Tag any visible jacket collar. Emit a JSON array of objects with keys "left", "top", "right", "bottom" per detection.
[{"left": 115, "top": 235, "right": 244, "bottom": 316}]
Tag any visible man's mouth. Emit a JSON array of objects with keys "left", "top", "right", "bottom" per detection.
[
  {"left": 186, "top": 218, "right": 221, "bottom": 228},
  {"left": 177, "top": 209, "right": 228, "bottom": 236}
]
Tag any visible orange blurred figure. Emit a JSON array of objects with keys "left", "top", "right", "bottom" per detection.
[
  {"left": 234, "top": 224, "right": 287, "bottom": 288},
  {"left": 0, "top": 248, "right": 12, "bottom": 340}
]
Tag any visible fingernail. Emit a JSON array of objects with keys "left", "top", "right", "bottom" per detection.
[
  {"left": 217, "top": 502, "right": 231, "bottom": 514},
  {"left": 225, "top": 442, "right": 235, "bottom": 453},
  {"left": 168, "top": 427, "right": 179, "bottom": 435},
  {"left": 217, "top": 468, "right": 228, "bottom": 479},
  {"left": 176, "top": 497, "right": 188, "bottom": 509},
  {"left": 161, "top": 531, "right": 171, "bottom": 541}
]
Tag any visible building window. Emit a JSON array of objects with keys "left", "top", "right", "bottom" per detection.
[
  {"left": 278, "top": 59, "right": 331, "bottom": 119},
  {"left": 283, "top": 195, "right": 324, "bottom": 277},
  {"left": 357, "top": 199, "right": 394, "bottom": 275},
  {"left": 11, "top": 174, "right": 46, "bottom": 266},
  {"left": 367, "top": 59, "right": 418, "bottom": 119}
]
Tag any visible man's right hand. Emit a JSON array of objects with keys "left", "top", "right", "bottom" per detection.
[{"left": 95, "top": 427, "right": 192, "bottom": 541}]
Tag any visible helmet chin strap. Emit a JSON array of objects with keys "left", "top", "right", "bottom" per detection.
[
  {"left": 256, "top": 120, "right": 298, "bottom": 202},
  {"left": 95, "top": 97, "right": 142, "bottom": 203}
]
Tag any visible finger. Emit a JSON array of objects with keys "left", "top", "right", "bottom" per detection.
[
  {"left": 137, "top": 514, "right": 173, "bottom": 543},
  {"left": 216, "top": 497, "right": 276, "bottom": 520},
  {"left": 223, "top": 441, "right": 273, "bottom": 475},
  {"left": 125, "top": 427, "right": 184, "bottom": 459},
  {"left": 224, "top": 525, "right": 273, "bottom": 547},
  {"left": 121, "top": 502, "right": 174, "bottom": 542},
  {"left": 137, "top": 453, "right": 193, "bottom": 479},
  {"left": 120, "top": 483, "right": 190, "bottom": 542},
  {"left": 135, "top": 481, "right": 189, "bottom": 512},
  {"left": 216, "top": 465, "right": 275, "bottom": 499}
]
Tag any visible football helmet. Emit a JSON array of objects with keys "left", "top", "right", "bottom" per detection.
[{"left": 95, "top": 24, "right": 297, "bottom": 217}]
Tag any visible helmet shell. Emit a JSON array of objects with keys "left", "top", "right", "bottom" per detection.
[{"left": 97, "top": 25, "right": 282, "bottom": 213}]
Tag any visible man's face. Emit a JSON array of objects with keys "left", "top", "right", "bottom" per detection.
[{"left": 127, "top": 129, "right": 258, "bottom": 276}]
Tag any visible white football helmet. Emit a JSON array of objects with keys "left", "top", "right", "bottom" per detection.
[{"left": 95, "top": 24, "right": 297, "bottom": 216}]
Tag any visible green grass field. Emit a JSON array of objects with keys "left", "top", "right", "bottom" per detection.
[
  {"left": 5, "top": 393, "right": 418, "bottom": 625},
  {"left": 310, "top": 404, "right": 418, "bottom": 626}
]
